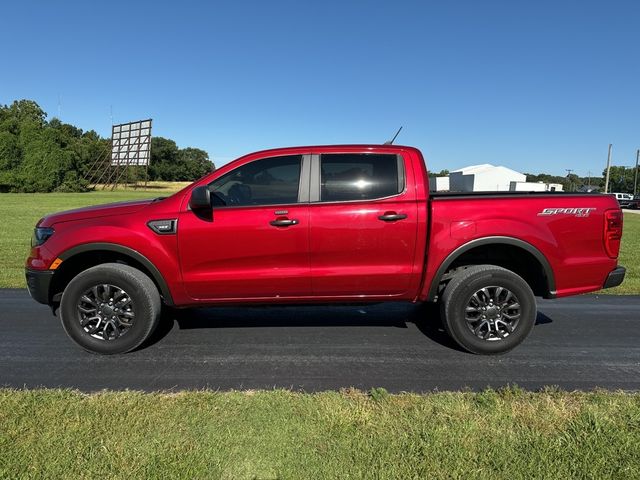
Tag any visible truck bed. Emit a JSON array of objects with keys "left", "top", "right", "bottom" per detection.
[{"left": 423, "top": 190, "right": 620, "bottom": 300}]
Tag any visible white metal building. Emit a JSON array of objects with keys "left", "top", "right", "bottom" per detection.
[
  {"left": 429, "top": 176, "right": 450, "bottom": 192},
  {"left": 448, "top": 164, "right": 526, "bottom": 192},
  {"left": 509, "top": 181, "right": 563, "bottom": 192}
]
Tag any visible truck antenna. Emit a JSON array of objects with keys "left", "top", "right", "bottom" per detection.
[{"left": 384, "top": 126, "right": 403, "bottom": 145}]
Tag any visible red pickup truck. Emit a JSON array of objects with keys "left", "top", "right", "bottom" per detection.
[{"left": 26, "top": 145, "right": 625, "bottom": 355}]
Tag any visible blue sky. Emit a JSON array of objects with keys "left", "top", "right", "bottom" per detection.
[{"left": 1, "top": 0, "right": 638, "bottom": 175}]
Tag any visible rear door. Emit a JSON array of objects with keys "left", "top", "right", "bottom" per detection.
[
  {"left": 308, "top": 152, "right": 418, "bottom": 297},
  {"left": 178, "top": 154, "right": 311, "bottom": 300}
]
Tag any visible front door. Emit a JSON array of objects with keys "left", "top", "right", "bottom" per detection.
[{"left": 178, "top": 154, "right": 311, "bottom": 300}]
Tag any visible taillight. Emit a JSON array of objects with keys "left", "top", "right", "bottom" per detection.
[{"left": 603, "top": 209, "right": 623, "bottom": 258}]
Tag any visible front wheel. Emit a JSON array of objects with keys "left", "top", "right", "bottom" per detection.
[
  {"left": 440, "top": 265, "right": 536, "bottom": 355},
  {"left": 59, "top": 263, "right": 162, "bottom": 354}
]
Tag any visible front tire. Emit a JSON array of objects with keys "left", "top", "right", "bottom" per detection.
[
  {"left": 59, "top": 263, "right": 161, "bottom": 354},
  {"left": 440, "top": 265, "right": 536, "bottom": 355}
]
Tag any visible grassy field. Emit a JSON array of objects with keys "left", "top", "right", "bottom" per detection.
[
  {"left": 1, "top": 188, "right": 638, "bottom": 293},
  {"left": 93, "top": 180, "right": 192, "bottom": 192},
  {"left": 0, "top": 184, "right": 185, "bottom": 289},
  {"left": 1, "top": 388, "right": 639, "bottom": 479},
  {"left": 609, "top": 212, "right": 640, "bottom": 294}
]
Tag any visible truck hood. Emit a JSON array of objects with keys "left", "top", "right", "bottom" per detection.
[{"left": 39, "top": 199, "right": 155, "bottom": 227}]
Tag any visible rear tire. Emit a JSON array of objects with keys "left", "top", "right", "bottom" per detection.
[
  {"left": 60, "top": 263, "right": 161, "bottom": 354},
  {"left": 440, "top": 265, "right": 536, "bottom": 355}
]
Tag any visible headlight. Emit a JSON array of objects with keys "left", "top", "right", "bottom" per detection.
[{"left": 32, "top": 227, "right": 54, "bottom": 247}]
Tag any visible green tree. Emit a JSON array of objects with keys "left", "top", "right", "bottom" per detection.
[
  {"left": 16, "top": 138, "right": 68, "bottom": 192},
  {"left": 428, "top": 169, "right": 450, "bottom": 179},
  {"left": 525, "top": 172, "right": 603, "bottom": 192},
  {"left": 148, "top": 137, "right": 180, "bottom": 180},
  {"left": 0, "top": 99, "right": 212, "bottom": 191},
  {"left": 149, "top": 138, "right": 214, "bottom": 181},
  {"left": 179, "top": 147, "right": 214, "bottom": 180},
  {"left": 604, "top": 166, "right": 636, "bottom": 193},
  {"left": 6, "top": 99, "right": 47, "bottom": 127},
  {"left": 0, "top": 131, "right": 20, "bottom": 171}
]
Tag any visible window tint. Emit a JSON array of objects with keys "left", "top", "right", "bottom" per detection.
[
  {"left": 208, "top": 155, "right": 302, "bottom": 207},
  {"left": 320, "top": 154, "right": 403, "bottom": 202}
]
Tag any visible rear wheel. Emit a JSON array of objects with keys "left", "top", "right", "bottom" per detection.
[
  {"left": 59, "top": 263, "right": 161, "bottom": 354},
  {"left": 440, "top": 265, "right": 536, "bottom": 354}
]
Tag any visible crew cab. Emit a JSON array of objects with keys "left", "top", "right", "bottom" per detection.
[{"left": 26, "top": 145, "right": 625, "bottom": 355}]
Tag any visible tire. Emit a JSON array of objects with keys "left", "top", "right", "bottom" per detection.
[
  {"left": 59, "top": 263, "right": 162, "bottom": 354},
  {"left": 440, "top": 265, "right": 536, "bottom": 355}
]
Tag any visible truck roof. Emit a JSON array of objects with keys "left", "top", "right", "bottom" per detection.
[{"left": 237, "top": 144, "right": 420, "bottom": 158}]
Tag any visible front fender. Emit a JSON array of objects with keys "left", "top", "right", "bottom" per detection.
[
  {"left": 42, "top": 216, "right": 183, "bottom": 305},
  {"left": 58, "top": 242, "right": 175, "bottom": 305}
]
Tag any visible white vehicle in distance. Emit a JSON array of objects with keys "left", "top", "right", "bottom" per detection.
[{"left": 610, "top": 193, "right": 637, "bottom": 209}]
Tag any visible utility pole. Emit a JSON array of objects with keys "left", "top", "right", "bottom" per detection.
[
  {"left": 604, "top": 144, "right": 612, "bottom": 194},
  {"left": 634, "top": 149, "right": 639, "bottom": 197},
  {"left": 565, "top": 169, "right": 574, "bottom": 192},
  {"left": 587, "top": 170, "right": 592, "bottom": 190}
]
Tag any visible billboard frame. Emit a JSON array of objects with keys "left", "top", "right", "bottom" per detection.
[{"left": 109, "top": 119, "right": 152, "bottom": 189}]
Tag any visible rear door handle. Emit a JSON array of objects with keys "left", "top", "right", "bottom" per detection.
[
  {"left": 270, "top": 218, "right": 299, "bottom": 227},
  {"left": 378, "top": 213, "right": 407, "bottom": 222}
]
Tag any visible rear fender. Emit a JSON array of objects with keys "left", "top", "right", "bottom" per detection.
[{"left": 425, "top": 236, "right": 556, "bottom": 301}]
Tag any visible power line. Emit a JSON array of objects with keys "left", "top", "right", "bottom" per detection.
[{"left": 566, "top": 169, "right": 574, "bottom": 192}]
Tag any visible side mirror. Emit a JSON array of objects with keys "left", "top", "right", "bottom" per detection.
[{"left": 189, "top": 186, "right": 211, "bottom": 210}]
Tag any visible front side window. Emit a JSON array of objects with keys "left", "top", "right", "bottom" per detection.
[
  {"left": 208, "top": 155, "right": 302, "bottom": 207},
  {"left": 320, "top": 154, "right": 403, "bottom": 202}
]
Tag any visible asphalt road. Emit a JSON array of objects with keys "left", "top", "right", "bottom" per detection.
[{"left": 1, "top": 289, "right": 640, "bottom": 392}]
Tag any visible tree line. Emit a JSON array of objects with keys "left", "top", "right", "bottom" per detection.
[
  {"left": 2, "top": 99, "right": 635, "bottom": 194},
  {"left": 0, "top": 99, "right": 214, "bottom": 192},
  {"left": 429, "top": 166, "right": 637, "bottom": 193},
  {"left": 525, "top": 167, "right": 639, "bottom": 193}
]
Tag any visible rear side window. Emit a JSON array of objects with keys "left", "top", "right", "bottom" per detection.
[
  {"left": 208, "top": 155, "right": 302, "bottom": 207},
  {"left": 320, "top": 153, "right": 404, "bottom": 202}
]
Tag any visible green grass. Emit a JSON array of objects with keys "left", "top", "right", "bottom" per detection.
[
  {"left": 607, "top": 212, "right": 640, "bottom": 294},
  {"left": 0, "top": 187, "right": 183, "bottom": 289},
  {"left": 1, "top": 190, "right": 638, "bottom": 293},
  {"left": 94, "top": 180, "right": 192, "bottom": 191},
  {"left": 1, "top": 388, "right": 639, "bottom": 479}
]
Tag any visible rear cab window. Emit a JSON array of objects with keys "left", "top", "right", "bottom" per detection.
[{"left": 319, "top": 153, "right": 405, "bottom": 202}]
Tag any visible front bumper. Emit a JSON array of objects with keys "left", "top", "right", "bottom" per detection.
[
  {"left": 602, "top": 266, "right": 626, "bottom": 289},
  {"left": 25, "top": 268, "right": 54, "bottom": 305}
]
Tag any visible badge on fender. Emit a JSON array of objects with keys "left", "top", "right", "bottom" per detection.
[{"left": 537, "top": 207, "right": 596, "bottom": 217}]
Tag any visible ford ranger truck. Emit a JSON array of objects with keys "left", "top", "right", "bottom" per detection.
[{"left": 25, "top": 145, "right": 625, "bottom": 355}]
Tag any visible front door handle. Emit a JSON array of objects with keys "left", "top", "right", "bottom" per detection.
[
  {"left": 378, "top": 213, "right": 407, "bottom": 222},
  {"left": 270, "top": 218, "right": 299, "bottom": 227}
]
